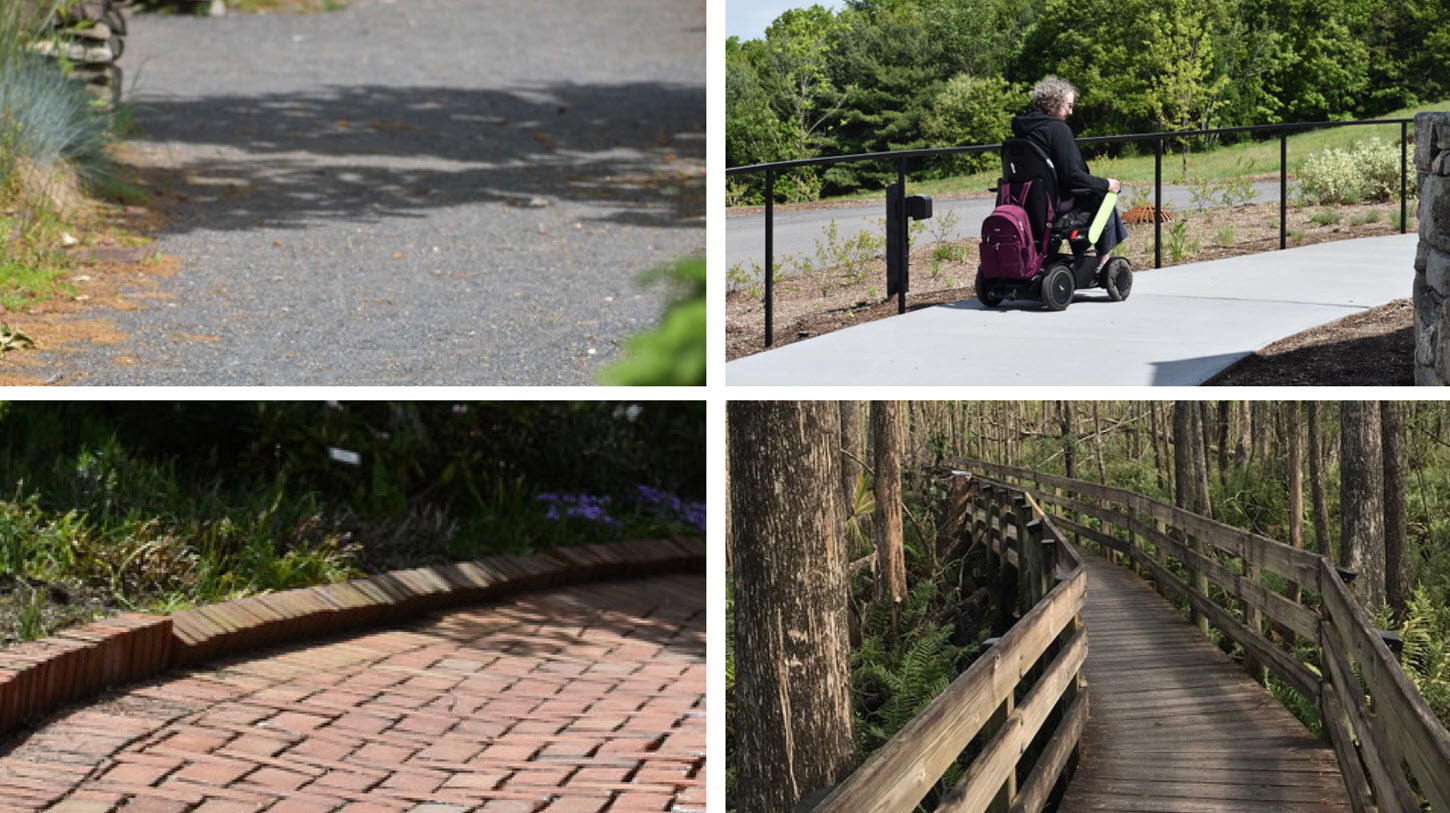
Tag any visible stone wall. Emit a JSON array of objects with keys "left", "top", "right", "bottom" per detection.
[{"left": 1415, "top": 112, "right": 1450, "bottom": 384}]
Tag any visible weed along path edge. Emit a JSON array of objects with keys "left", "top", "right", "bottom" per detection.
[
  {"left": 0, "top": 540, "right": 706, "bottom": 812},
  {"left": 725, "top": 233, "right": 1415, "bottom": 386},
  {"left": 34, "top": 0, "right": 704, "bottom": 385}
]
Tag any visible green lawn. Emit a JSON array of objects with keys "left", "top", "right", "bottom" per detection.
[{"left": 818, "top": 100, "right": 1450, "bottom": 203}]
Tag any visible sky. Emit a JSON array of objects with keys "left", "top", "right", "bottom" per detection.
[{"left": 726, "top": 1, "right": 846, "bottom": 42}]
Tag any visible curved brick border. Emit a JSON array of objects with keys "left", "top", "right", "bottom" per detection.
[{"left": 0, "top": 538, "right": 703, "bottom": 738}]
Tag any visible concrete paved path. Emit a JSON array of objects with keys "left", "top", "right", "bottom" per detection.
[
  {"left": 726, "top": 234, "right": 1415, "bottom": 387},
  {"left": 0, "top": 575, "right": 704, "bottom": 813}
]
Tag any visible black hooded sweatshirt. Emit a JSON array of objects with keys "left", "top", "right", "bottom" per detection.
[{"left": 1010, "top": 109, "right": 1109, "bottom": 200}]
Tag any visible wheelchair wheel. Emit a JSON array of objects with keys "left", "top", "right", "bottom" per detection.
[
  {"left": 1105, "top": 257, "right": 1133, "bottom": 302},
  {"left": 975, "top": 267, "right": 1003, "bottom": 308},
  {"left": 1042, "top": 263, "right": 1074, "bottom": 311}
]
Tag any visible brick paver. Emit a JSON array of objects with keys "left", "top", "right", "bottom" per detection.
[{"left": 0, "top": 576, "right": 704, "bottom": 813}]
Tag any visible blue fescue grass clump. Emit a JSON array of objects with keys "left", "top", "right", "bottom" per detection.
[{"left": 0, "top": 3, "right": 111, "bottom": 191}]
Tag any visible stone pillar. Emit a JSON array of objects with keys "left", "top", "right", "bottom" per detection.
[{"left": 1415, "top": 112, "right": 1450, "bottom": 384}]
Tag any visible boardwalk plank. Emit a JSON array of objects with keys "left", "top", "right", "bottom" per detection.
[{"left": 1058, "top": 554, "right": 1352, "bottom": 813}]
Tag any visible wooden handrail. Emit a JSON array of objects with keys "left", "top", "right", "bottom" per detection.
[
  {"left": 955, "top": 459, "right": 1450, "bottom": 813},
  {"left": 809, "top": 475, "right": 1087, "bottom": 813}
]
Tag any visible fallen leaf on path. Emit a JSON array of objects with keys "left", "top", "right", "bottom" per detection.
[{"left": 1, "top": 323, "right": 36, "bottom": 351}]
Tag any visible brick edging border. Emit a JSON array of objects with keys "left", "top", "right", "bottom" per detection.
[{"left": 0, "top": 537, "right": 704, "bottom": 737}]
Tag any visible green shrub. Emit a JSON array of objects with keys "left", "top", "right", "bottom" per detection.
[
  {"left": 598, "top": 257, "right": 705, "bottom": 386},
  {"left": 1297, "top": 137, "right": 1415, "bottom": 205}
]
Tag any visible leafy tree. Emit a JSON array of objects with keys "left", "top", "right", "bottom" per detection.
[
  {"left": 921, "top": 73, "right": 1019, "bottom": 174},
  {"left": 820, "top": 5, "right": 956, "bottom": 190},
  {"left": 1141, "top": 0, "right": 1230, "bottom": 170},
  {"left": 1249, "top": 0, "right": 1371, "bottom": 120}
]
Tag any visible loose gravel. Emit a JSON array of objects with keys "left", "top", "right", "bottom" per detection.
[{"left": 61, "top": 0, "right": 704, "bottom": 385}]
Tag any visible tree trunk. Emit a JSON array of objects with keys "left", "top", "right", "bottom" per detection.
[
  {"left": 1235, "top": 401, "right": 1250, "bottom": 467},
  {"left": 871, "top": 401, "right": 907, "bottom": 608},
  {"left": 1340, "top": 401, "right": 1386, "bottom": 610},
  {"left": 729, "top": 401, "right": 855, "bottom": 813},
  {"left": 1307, "top": 402, "right": 1332, "bottom": 558},
  {"left": 1150, "top": 401, "right": 1166, "bottom": 493},
  {"left": 1173, "top": 401, "right": 1210, "bottom": 634},
  {"left": 1060, "top": 401, "right": 1076, "bottom": 479},
  {"left": 840, "top": 401, "right": 863, "bottom": 513},
  {"left": 1194, "top": 401, "right": 1214, "bottom": 518},
  {"left": 1381, "top": 401, "right": 1410, "bottom": 616},
  {"left": 1287, "top": 402, "right": 1304, "bottom": 602},
  {"left": 1093, "top": 402, "right": 1107, "bottom": 483},
  {"left": 1217, "top": 401, "right": 1230, "bottom": 486}
]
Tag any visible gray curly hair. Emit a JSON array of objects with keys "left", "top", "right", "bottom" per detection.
[{"left": 1031, "top": 75, "right": 1078, "bottom": 115}]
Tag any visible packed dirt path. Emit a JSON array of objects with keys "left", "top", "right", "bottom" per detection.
[
  {"left": 44, "top": 0, "right": 704, "bottom": 385},
  {"left": 0, "top": 575, "right": 705, "bottom": 812}
]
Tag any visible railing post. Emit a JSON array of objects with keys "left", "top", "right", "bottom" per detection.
[
  {"left": 1154, "top": 138, "right": 1163, "bottom": 269},
  {"left": 764, "top": 167, "right": 775, "bottom": 347},
  {"left": 1015, "top": 494, "right": 1041, "bottom": 615},
  {"left": 897, "top": 157, "right": 908, "bottom": 316},
  {"left": 1244, "top": 557, "right": 1266, "bottom": 686},
  {"left": 1402, "top": 119, "right": 1409, "bottom": 235},
  {"left": 1039, "top": 524, "right": 1058, "bottom": 585},
  {"left": 1280, "top": 131, "right": 1288, "bottom": 251},
  {"left": 1152, "top": 518, "right": 1169, "bottom": 600},
  {"left": 984, "top": 643, "right": 1017, "bottom": 813},
  {"left": 989, "top": 486, "right": 1015, "bottom": 628}
]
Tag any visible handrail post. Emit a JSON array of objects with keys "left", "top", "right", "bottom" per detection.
[
  {"left": 1402, "top": 119, "right": 1409, "bottom": 234},
  {"left": 764, "top": 167, "right": 775, "bottom": 347},
  {"left": 1015, "top": 495, "right": 1041, "bottom": 614},
  {"left": 897, "top": 157, "right": 908, "bottom": 315},
  {"left": 1154, "top": 138, "right": 1163, "bottom": 269},
  {"left": 1280, "top": 131, "right": 1288, "bottom": 250},
  {"left": 1039, "top": 525, "right": 1058, "bottom": 584},
  {"left": 1244, "top": 555, "right": 1266, "bottom": 686}
]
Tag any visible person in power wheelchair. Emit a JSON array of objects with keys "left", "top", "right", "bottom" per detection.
[{"left": 977, "top": 75, "right": 1132, "bottom": 310}]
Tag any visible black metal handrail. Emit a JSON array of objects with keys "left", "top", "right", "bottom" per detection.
[{"left": 728, "top": 117, "right": 1414, "bottom": 349}]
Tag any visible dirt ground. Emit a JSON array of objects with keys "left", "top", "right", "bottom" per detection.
[{"left": 726, "top": 199, "right": 1415, "bottom": 385}]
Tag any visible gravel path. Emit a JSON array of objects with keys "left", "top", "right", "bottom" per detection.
[{"left": 65, "top": 0, "right": 703, "bottom": 385}]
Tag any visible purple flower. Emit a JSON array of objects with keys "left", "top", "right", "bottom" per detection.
[
  {"left": 633, "top": 484, "right": 705, "bottom": 533},
  {"left": 536, "top": 492, "right": 621, "bottom": 529}
]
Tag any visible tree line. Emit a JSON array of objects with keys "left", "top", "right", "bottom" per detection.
[
  {"left": 727, "top": 400, "right": 1450, "bottom": 813},
  {"left": 727, "top": 0, "right": 1450, "bottom": 201}
]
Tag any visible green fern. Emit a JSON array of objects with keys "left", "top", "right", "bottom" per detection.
[
  {"left": 852, "top": 578, "right": 984, "bottom": 754},
  {"left": 1397, "top": 587, "right": 1450, "bottom": 723}
]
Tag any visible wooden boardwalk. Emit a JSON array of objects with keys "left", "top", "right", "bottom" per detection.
[{"left": 1059, "top": 554, "right": 1353, "bottom": 813}]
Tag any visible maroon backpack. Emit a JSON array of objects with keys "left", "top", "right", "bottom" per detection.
[{"left": 980, "top": 182, "right": 1044, "bottom": 281}]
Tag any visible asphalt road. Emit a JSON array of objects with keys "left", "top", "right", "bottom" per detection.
[
  {"left": 60, "top": 0, "right": 704, "bottom": 385},
  {"left": 726, "top": 181, "right": 1284, "bottom": 284}
]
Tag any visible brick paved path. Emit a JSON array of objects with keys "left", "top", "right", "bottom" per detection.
[{"left": 0, "top": 575, "right": 704, "bottom": 813}]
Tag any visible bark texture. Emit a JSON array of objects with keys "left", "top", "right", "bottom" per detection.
[
  {"left": 871, "top": 400, "right": 907, "bottom": 605},
  {"left": 729, "top": 401, "right": 854, "bottom": 813},
  {"left": 1340, "top": 401, "right": 1386, "bottom": 610}
]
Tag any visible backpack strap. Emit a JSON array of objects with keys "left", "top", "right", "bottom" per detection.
[{"left": 999, "top": 180, "right": 1032, "bottom": 208}]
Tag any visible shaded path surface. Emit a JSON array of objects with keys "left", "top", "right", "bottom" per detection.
[
  {"left": 1061, "top": 555, "right": 1348, "bottom": 813},
  {"left": 725, "top": 233, "right": 1413, "bottom": 386},
  {"left": 60, "top": 0, "right": 703, "bottom": 385},
  {"left": 0, "top": 575, "right": 704, "bottom": 812}
]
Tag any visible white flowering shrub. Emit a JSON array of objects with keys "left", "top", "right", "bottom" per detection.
[{"left": 1298, "top": 137, "right": 1416, "bottom": 205}]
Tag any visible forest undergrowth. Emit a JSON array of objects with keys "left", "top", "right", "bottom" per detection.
[{"left": 0, "top": 402, "right": 705, "bottom": 647}]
